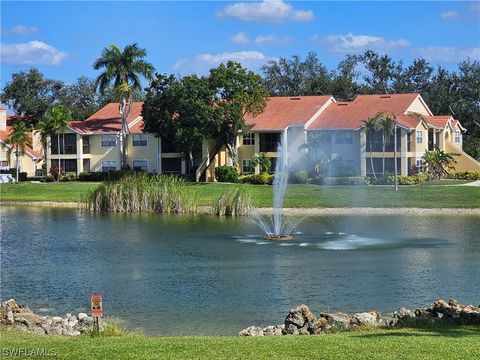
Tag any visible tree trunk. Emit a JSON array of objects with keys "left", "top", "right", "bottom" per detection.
[
  {"left": 369, "top": 134, "right": 376, "bottom": 180},
  {"left": 227, "top": 136, "right": 239, "bottom": 166},
  {"left": 382, "top": 130, "right": 386, "bottom": 176},
  {"left": 15, "top": 145, "right": 19, "bottom": 183},
  {"left": 119, "top": 97, "right": 129, "bottom": 169},
  {"left": 57, "top": 133, "right": 61, "bottom": 181}
]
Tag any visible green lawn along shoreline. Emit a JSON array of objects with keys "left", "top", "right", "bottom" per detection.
[
  {"left": 1, "top": 180, "right": 479, "bottom": 208},
  {"left": 1, "top": 326, "right": 479, "bottom": 360}
]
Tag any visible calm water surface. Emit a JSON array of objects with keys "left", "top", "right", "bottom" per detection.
[{"left": 1, "top": 205, "right": 479, "bottom": 335}]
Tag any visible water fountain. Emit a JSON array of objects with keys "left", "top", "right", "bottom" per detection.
[{"left": 251, "top": 132, "right": 303, "bottom": 240}]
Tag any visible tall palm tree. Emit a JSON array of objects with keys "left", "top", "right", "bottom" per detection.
[
  {"left": 370, "top": 112, "right": 394, "bottom": 176},
  {"left": 93, "top": 43, "right": 155, "bottom": 169},
  {"left": 43, "top": 105, "right": 72, "bottom": 180},
  {"left": 362, "top": 118, "right": 379, "bottom": 180},
  {"left": 2, "top": 121, "right": 31, "bottom": 182},
  {"left": 35, "top": 115, "right": 56, "bottom": 176}
]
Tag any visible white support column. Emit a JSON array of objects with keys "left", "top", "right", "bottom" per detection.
[
  {"left": 359, "top": 131, "right": 367, "bottom": 176},
  {"left": 181, "top": 158, "right": 186, "bottom": 174},
  {"left": 400, "top": 129, "right": 408, "bottom": 176},
  {"left": 76, "top": 134, "right": 83, "bottom": 175},
  {"left": 157, "top": 137, "right": 162, "bottom": 174},
  {"left": 46, "top": 135, "right": 52, "bottom": 176},
  {"left": 254, "top": 132, "right": 260, "bottom": 174}
]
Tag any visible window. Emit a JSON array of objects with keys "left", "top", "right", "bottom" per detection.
[
  {"left": 161, "top": 140, "right": 177, "bottom": 153},
  {"left": 101, "top": 135, "right": 117, "bottom": 147},
  {"left": 242, "top": 160, "right": 252, "bottom": 173},
  {"left": 259, "top": 133, "right": 281, "bottom": 152},
  {"left": 102, "top": 160, "right": 117, "bottom": 172},
  {"left": 51, "top": 134, "right": 77, "bottom": 154},
  {"left": 335, "top": 131, "right": 353, "bottom": 145},
  {"left": 133, "top": 134, "right": 148, "bottom": 147},
  {"left": 243, "top": 133, "right": 255, "bottom": 146},
  {"left": 416, "top": 130, "right": 423, "bottom": 144},
  {"left": 133, "top": 160, "right": 148, "bottom": 171},
  {"left": 82, "top": 136, "right": 90, "bottom": 154},
  {"left": 454, "top": 130, "right": 461, "bottom": 143}
]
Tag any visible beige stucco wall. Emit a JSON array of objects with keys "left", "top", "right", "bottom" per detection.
[
  {"left": 445, "top": 141, "right": 480, "bottom": 172},
  {"left": 405, "top": 97, "right": 431, "bottom": 116},
  {"left": 126, "top": 133, "right": 160, "bottom": 173},
  {"left": 0, "top": 145, "right": 41, "bottom": 176}
]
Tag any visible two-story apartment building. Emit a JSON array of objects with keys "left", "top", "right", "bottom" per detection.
[{"left": 46, "top": 93, "right": 479, "bottom": 180}]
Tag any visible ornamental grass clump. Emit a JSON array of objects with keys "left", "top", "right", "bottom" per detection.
[
  {"left": 86, "top": 173, "right": 198, "bottom": 213},
  {"left": 212, "top": 186, "right": 252, "bottom": 216}
]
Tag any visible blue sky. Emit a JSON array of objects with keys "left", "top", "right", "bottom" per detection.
[{"left": 1, "top": 1, "right": 479, "bottom": 85}]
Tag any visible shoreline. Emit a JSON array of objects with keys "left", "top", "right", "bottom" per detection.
[{"left": 2, "top": 201, "right": 480, "bottom": 215}]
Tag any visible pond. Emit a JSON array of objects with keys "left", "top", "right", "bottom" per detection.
[{"left": 1, "top": 205, "right": 479, "bottom": 335}]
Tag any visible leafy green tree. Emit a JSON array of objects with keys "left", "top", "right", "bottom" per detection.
[
  {"left": 1, "top": 121, "right": 31, "bottom": 182},
  {"left": 423, "top": 145, "right": 459, "bottom": 180},
  {"left": 359, "top": 50, "right": 400, "bottom": 94},
  {"left": 35, "top": 115, "right": 56, "bottom": 175},
  {"left": 251, "top": 153, "right": 271, "bottom": 173},
  {"left": 331, "top": 55, "right": 361, "bottom": 101},
  {"left": 393, "top": 58, "right": 433, "bottom": 93},
  {"left": 57, "top": 76, "right": 101, "bottom": 121},
  {"left": 143, "top": 73, "right": 219, "bottom": 171},
  {"left": 1, "top": 68, "right": 63, "bottom": 123},
  {"left": 93, "top": 43, "right": 155, "bottom": 169},
  {"left": 210, "top": 61, "right": 268, "bottom": 165},
  {"left": 261, "top": 52, "right": 332, "bottom": 96}
]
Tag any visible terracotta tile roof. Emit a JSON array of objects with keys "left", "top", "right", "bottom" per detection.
[
  {"left": 0, "top": 126, "right": 42, "bottom": 159},
  {"left": 69, "top": 102, "right": 144, "bottom": 134},
  {"left": 308, "top": 93, "right": 421, "bottom": 130},
  {"left": 244, "top": 96, "right": 333, "bottom": 131},
  {"left": 425, "top": 115, "right": 452, "bottom": 129}
]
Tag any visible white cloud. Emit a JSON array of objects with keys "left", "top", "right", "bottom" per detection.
[
  {"left": 231, "top": 32, "right": 250, "bottom": 45},
  {"left": 195, "top": 51, "right": 266, "bottom": 64},
  {"left": 255, "top": 34, "right": 292, "bottom": 45},
  {"left": 313, "top": 33, "right": 410, "bottom": 54},
  {"left": 416, "top": 46, "right": 480, "bottom": 63},
  {"left": 11, "top": 25, "right": 38, "bottom": 35},
  {"left": 172, "top": 51, "right": 271, "bottom": 74},
  {"left": 1, "top": 40, "right": 67, "bottom": 65},
  {"left": 440, "top": 11, "right": 460, "bottom": 20},
  {"left": 217, "top": 0, "right": 314, "bottom": 22}
]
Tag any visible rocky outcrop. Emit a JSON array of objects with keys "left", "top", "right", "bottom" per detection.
[
  {"left": 239, "top": 298, "right": 480, "bottom": 336},
  {"left": 1, "top": 299, "right": 100, "bottom": 336}
]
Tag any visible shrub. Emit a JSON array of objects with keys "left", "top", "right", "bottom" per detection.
[
  {"left": 387, "top": 173, "right": 429, "bottom": 185},
  {"left": 290, "top": 170, "right": 308, "bottom": 184},
  {"left": 447, "top": 171, "right": 480, "bottom": 180},
  {"left": 43, "top": 175, "right": 54, "bottom": 183},
  {"left": 323, "top": 176, "right": 371, "bottom": 185},
  {"left": 78, "top": 172, "right": 107, "bottom": 182},
  {"left": 215, "top": 165, "right": 239, "bottom": 183},
  {"left": 251, "top": 153, "right": 271, "bottom": 173},
  {"left": 239, "top": 173, "right": 274, "bottom": 185},
  {"left": 60, "top": 172, "right": 78, "bottom": 182},
  {"left": 106, "top": 169, "right": 135, "bottom": 181},
  {"left": 86, "top": 173, "right": 198, "bottom": 213},
  {"left": 212, "top": 186, "right": 252, "bottom": 216}
]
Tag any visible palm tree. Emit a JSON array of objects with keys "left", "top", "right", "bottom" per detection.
[
  {"left": 42, "top": 105, "right": 72, "bottom": 179},
  {"left": 1, "top": 121, "right": 31, "bottom": 182},
  {"left": 370, "top": 113, "right": 394, "bottom": 176},
  {"left": 423, "top": 145, "right": 459, "bottom": 180},
  {"left": 362, "top": 118, "right": 379, "bottom": 181},
  {"left": 35, "top": 115, "right": 56, "bottom": 176},
  {"left": 93, "top": 43, "right": 155, "bottom": 169}
]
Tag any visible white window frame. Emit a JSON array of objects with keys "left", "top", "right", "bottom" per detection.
[
  {"left": 101, "top": 135, "right": 117, "bottom": 147},
  {"left": 242, "top": 159, "right": 252, "bottom": 173},
  {"left": 416, "top": 130, "right": 423, "bottom": 144},
  {"left": 335, "top": 131, "right": 353, "bottom": 145},
  {"left": 454, "top": 130, "right": 461, "bottom": 143},
  {"left": 132, "top": 159, "right": 148, "bottom": 172},
  {"left": 133, "top": 134, "right": 148, "bottom": 147},
  {"left": 243, "top": 132, "right": 255, "bottom": 146},
  {"left": 102, "top": 160, "right": 117, "bottom": 172}
]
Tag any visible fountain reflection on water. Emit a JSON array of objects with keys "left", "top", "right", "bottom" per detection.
[{"left": 251, "top": 130, "right": 304, "bottom": 240}]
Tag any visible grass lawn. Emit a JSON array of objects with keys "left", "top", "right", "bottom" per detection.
[
  {"left": 1, "top": 180, "right": 479, "bottom": 208},
  {"left": 1, "top": 326, "right": 479, "bottom": 360}
]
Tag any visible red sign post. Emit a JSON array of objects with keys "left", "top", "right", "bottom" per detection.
[{"left": 91, "top": 294, "right": 103, "bottom": 317}]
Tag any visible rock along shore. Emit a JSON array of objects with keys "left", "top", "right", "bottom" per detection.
[
  {"left": 239, "top": 299, "right": 480, "bottom": 336},
  {"left": 1, "top": 299, "right": 103, "bottom": 336}
]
